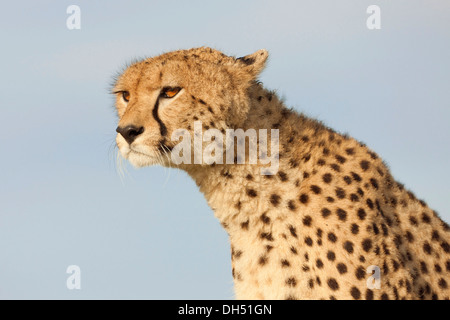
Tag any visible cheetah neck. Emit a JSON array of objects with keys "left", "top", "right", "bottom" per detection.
[
  {"left": 182, "top": 84, "right": 321, "bottom": 229},
  {"left": 183, "top": 85, "right": 294, "bottom": 226}
]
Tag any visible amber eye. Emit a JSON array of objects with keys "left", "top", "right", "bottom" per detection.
[
  {"left": 122, "top": 91, "right": 130, "bottom": 102},
  {"left": 161, "top": 87, "right": 181, "bottom": 99}
]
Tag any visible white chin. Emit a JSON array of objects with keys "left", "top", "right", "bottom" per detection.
[{"left": 127, "top": 151, "right": 158, "bottom": 168}]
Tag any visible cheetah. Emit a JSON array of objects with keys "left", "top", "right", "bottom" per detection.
[{"left": 112, "top": 47, "right": 450, "bottom": 300}]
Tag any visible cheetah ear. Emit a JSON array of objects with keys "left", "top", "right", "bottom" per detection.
[{"left": 235, "top": 49, "right": 269, "bottom": 79}]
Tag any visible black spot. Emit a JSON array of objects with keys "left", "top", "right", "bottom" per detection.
[
  {"left": 328, "top": 232, "right": 337, "bottom": 243},
  {"left": 382, "top": 243, "right": 390, "bottom": 255},
  {"left": 260, "top": 232, "right": 274, "bottom": 241},
  {"left": 287, "top": 200, "right": 297, "bottom": 211},
  {"left": 343, "top": 176, "right": 352, "bottom": 185},
  {"left": 441, "top": 241, "right": 450, "bottom": 253},
  {"left": 327, "top": 278, "right": 339, "bottom": 291},
  {"left": 432, "top": 230, "right": 440, "bottom": 241},
  {"left": 372, "top": 223, "right": 379, "bottom": 235},
  {"left": 286, "top": 277, "right": 297, "bottom": 287},
  {"left": 303, "top": 216, "right": 313, "bottom": 227},
  {"left": 350, "top": 194, "right": 359, "bottom": 202},
  {"left": 370, "top": 178, "right": 379, "bottom": 189},
  {"left": 351, "top": 223, "right": 359, "bottom": 234},
  {"left": 316, "top": 259, "right": 324, "bottom": 269},
  {"left": 383, "top": 261, "right": 389, "bottom": 275},
  {"left": 246, "top": 189, "right": 257, "bottom": 197},
  {"left": 305, "top": 237, "right": 313, "bottom": 246},
  {"left": 360, "top": 160, "right": 370, "bottom": 171},
  {"left": 303, "top": 172, "right": 310, "bottom": 179},
  {"left": 343, "top": 241, "right": 354, "bottom": 254},
  {"left": 381, "top": 293, "right": 389, "bottom": 300},
  {"left": 409, "top": 216, "right": 418, "bottom": 226},
  {"left": 221, "top": 170, "right": 233, "bottom": 179},
  {"left": 322, "top": 173, "right": 333, "bottom": 183},
  {"left": 366, "top": 289, "right": 374, "bottom": 300},
  {"left": 350, "top": 287, "right": 361, "bottom": 300},
  {"left": 337, "top": 263, "right": 347, "bottom": 274},
  {"left": 335, "top": 187, "right": 346, "bottom": 199},
  {"left": 335, "top": 155, "right": 347, "bottom": 164},
  {"left": 366, "top": 199, "right": 374, "bottom": 210},
  {"left": 278, "top": 171, "right": 288, "bottom": 182},
  {"left": 270, "top": 194, "right": 281, "bottom": 206},
  {"left": 345, "top": 148, "right": 355, "bottom": 155},
  {"left": 321, "top": 208, "right": 331, "bottom": 218},
  {"left": 310, "top": 185, "right": 322, "bottom": 194},
  {"left": 308, "top": 279, "right": 314, "bottom": 289},
  {"left": 317, "top": 158, "right": 326, "bottom": 166},
  {"left": 316, "top": 228, "right": 323, "bottom": 238},
  {"left": 381, "top": 223, "right": 389, "bottom": 236},
  {"left": 290, "top": 247, "right": 298, "bottom": 255},
  {"left": 422, "top": 212, "right": 431, "bottom": 224},
  {"left": 207, "top": 106, "right": 214, "bottom": 114},
  {"left": 240, "top": 220, "right": 249, "bottom": 230},
  {"left": 355, "top": 267, "right": 365, "bottom": 280},
  {"left": 362, "top": 239, "right": 373, "bottom": 252},
  {"left": 423, "top": 242, "right": 432, "bottom": 254},
  {"left": 330, "top": 163, "right": 341, "bottom": 172},
  {"left": 336, "top": 208, "right": 347, "bottom": 221},
  {"left": 258, "top": 255, "right": 268, "bottom": 265},
  {"left": 420, "top": 261, "right": 428, "bottom": 274},
  {"left": 326, "top": 197, "right": 335, "bottom": 203},
  {"left": 289, "top": 225, "right": 298, "bottom": 238},
  {"left": 260, "top": 213, "right": 271, "bottom": 224},
  {"left": 299, "top": 193, "right": 309, "bottom": 204},
  {"left": 392, "top": 260, "right": 400, "bottom": 272},
  {"left": 368, "top": 151, "right": 378, "bottom": 160},
  {"left": 327, "top": 251, "right": 336, "bottom": 261},
  {"left": 281, "top": 259, "right": 290, "bottom": 267},
  {"left": 350, "top": 172, "right": 362, "bottom": 182},
  {"left": 357, "top": 208, "right": 367, "bottom": 220},
  {"left": 198, "top": 99, "right": 207, "bottom": 105},
  {"left": 289, "top": 159, "right": 299, "bottom": 168}
]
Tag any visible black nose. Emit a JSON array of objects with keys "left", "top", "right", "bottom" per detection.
[{"left": 116, "top": 125, "right": 145, "bottom": 144}]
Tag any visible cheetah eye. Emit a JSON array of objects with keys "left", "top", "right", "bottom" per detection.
[
  {"left": 161, "top": 87, "right": 182, "bottom": 99},
  {"left": 122, "top": 91, "right": 130, "bottom": 102}
]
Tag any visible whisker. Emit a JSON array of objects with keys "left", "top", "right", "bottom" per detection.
[{"left": 159, "top": 144, "right": 173, "bottom": 188}]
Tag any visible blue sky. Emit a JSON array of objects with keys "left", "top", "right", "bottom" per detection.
[{"left": 0, "top": 0, "right": 449, "bottom": 299}]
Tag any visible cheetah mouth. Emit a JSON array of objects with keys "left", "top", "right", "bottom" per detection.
[
  {"left": 129, "top": 148, "right": 152, "bottom": 157},
  {"left": 125, "top": 148, "right": 160, "bottom": 168}
]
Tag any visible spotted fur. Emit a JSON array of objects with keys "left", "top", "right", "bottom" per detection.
[{"left": 113, "top": 47, "right": 450, "bottom": 300}]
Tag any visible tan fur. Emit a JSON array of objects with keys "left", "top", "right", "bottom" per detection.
[{"left": 113, "top": 47, "right": 450, "bottom": 300}]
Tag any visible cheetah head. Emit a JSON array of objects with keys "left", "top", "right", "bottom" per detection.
[{"left": 112, "top": 47, "right": 268, "bottom": 168}]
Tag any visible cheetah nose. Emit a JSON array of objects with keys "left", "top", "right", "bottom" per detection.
[{"left": 116, "top": 125, "right": 145, "bottom": 144}]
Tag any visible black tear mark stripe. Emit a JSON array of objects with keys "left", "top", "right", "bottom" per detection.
[
  {"left": 152, "top": 98, "right": 167, "bottom": 136},
  {"left": 152, "top": 97, "right": 174, "bottom": 154}
]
